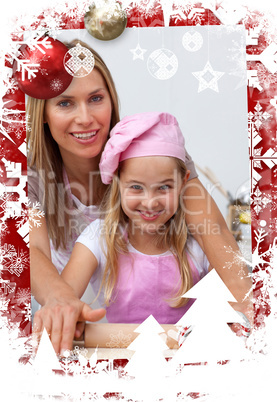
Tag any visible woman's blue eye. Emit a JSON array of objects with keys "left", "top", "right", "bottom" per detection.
[
  {"left": 131, "top": 185, "right": 142, "bottom": 190},
  {"left": 90, "top": 95, "right": 103, "bottom": 102},
  {"left": 58, "top": 101, "right": 71, "bottom": 107}
]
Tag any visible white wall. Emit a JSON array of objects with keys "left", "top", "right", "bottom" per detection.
[
  {"left": 57, "top": 25, "right": 249, "bottom": 219},
  {"left": 55, "top": 26, "right": 250, "bottom": 314}
]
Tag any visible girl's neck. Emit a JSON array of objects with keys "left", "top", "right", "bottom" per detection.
[{"left": 127, "top": 227, "right": 169, "bottom": 255}]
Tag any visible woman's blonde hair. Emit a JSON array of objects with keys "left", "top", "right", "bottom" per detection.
[
  {"left": 27, "top": 40, "right": 120, "bottom": 249},
  {"left": 98, "top": 157, "right": 193, "bottom": 308}
]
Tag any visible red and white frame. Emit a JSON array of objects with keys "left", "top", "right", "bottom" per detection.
[{"left": 0, "top": 2, "right": 276, "bottom": 341}]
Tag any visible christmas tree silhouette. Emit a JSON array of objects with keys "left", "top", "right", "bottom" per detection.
[
  {"left": 31, "top": 328, "right": 63, "bottom": 397},
  {"left": 124, "top": 315, "right": 169, "bottom": 401},
  {"left": 170, "top": 269, "right": 248, "bottom": 367},
  {"left": 32, "top": 328, "right": 61, "bottom": 374}
]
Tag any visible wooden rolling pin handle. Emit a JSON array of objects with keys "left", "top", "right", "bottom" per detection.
[{"left": 83, "top": 323, "right": 179, "bottom": 349}]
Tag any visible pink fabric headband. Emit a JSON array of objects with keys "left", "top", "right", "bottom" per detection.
[{"left": 99, "top": 112, "right": 186, "bottom": 184}]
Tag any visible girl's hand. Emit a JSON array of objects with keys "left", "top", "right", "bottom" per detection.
[{"left": 33, "top": 292, "right": 106, "bottom": 355}]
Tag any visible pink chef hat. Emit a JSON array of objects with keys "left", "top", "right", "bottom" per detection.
[{"left": 99, "top": 112, "right": 186, "bottom": 184}]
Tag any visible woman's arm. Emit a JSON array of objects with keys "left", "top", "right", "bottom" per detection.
[
  {"left": 183, "top": 178, "right": 253, "bottom": 324},
  {"left": 30, "top": 212, "right": 105, "bottom": 354}
]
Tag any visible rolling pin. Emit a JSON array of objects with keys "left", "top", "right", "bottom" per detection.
[{"left": 79, "top": 323, "right": 179, "bottom": 349}]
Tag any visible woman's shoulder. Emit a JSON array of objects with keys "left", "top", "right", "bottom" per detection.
[
  {"left": 186, "top": 235, "right": 209, "bottom": 275},
  {"left": 27, "top": 164, "right": 38, "bottom": 179},
  {"left": 186, "top": 235, "right": 203, "bottom": 254},
  {"left": 27, "top": 164, "right": 45, "bottom": 188}
]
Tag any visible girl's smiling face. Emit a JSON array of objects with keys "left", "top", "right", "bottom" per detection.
[
  {"left": 119, "top": 156, "right": 189, "bottom": 237},
  {"left": 44, "top": 68, "right": 112, "bottom": 163}
]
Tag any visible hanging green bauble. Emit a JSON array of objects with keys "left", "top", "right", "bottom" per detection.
[{"left": 84, "top": 1, "right": 127, "bottom": 41}]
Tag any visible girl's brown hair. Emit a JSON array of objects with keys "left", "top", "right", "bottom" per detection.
[
  {"left": 27, "top": 40, "right": 120, "bottom": 249},
  {"left": 98, "top": 157, "right": 193, "bottom": 308}
]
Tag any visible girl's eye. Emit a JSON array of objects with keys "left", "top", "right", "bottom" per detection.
[
  {"left": 159, "top": 185, "right": 170, "bottom": 190},
  {"left": 130, "top": 185, "right": 143, "bottom": 190}
]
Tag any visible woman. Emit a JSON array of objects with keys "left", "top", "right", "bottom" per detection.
[{"left": 28, "top": 40, "right": 252, "bottom": 355}]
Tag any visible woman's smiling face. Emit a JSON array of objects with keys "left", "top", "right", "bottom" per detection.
[{"left": 44, "top": 68, "right": 113, "bottom": 162}]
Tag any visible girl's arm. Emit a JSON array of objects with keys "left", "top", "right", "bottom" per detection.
[
  {"left": 30, "top": 213, "right": 105, "bottom": 355},
  {"left": 61, "top": 243, "right": 99, "bottom": 299},
  {"left": 184, "top": 178, "right": 253, "bottom": 324}
]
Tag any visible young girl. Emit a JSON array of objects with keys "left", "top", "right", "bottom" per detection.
[{"left": 61, "top": 112, "right": 210, "bottom": 324}]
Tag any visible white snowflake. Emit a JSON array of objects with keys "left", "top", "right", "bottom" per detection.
[
  {"left": 0, "top": 279, "right": 16, "bottom": 297},
  {"left": 248, "top": 101, "right": 271, "bottom": 130},
  {"left": 228, "top": 37, "right": 248, "bottom": 89},
  {"left": 256, "top": 63, "right": 277, "bottom": 89},
  {"left": 0, "top": 243, "right": 16, "bottom": 261},
  {"left": 66, "top": 6, "right": 83, "bottom": 20},
  {"left": 39, "top": 14, "right": 64, "bottom": 38},
  {"left": 15, "top": 199, "right": 44, "bottom": 231},
  {"left": 224, "top": 245, "right": 252, "bottom": 279},
  {"left": 248, "top": 230, "right": 277, "bottom": 331},
  {"left": 251, "top": 188, "right": 271, "bottom": 214},
  {"left": 0, "top": 104, "right": 26, "bottom": 143},
  {"left": 3, "top": 78, "right": 19, "bottom": 95},
  {"left": 8, "top": 35, "right": 56, "bottom": 83},
  {"left": 29, "top": 206, "right": 44, "bottom": 228},
  {"left": 125, "top": 0, "right": 162, "bottom": 18},
  {"left": 50, "top": 78, "right": 64, "bottom": 92},
  {"left": 15, "top": 288, "right": 30, "bottom": 305},
  {"left": 13, "top": 58, "right": 40, "bottom": 82},
  {"left": 252, "top": 231, "right": 277, "bottom": 270},
  {"left": 54, "top": 1, "right": 88, "bottom": 23},
  {"left": 163, "top": 7, "right": 184, "bottom": 25},
  {"left": 106, "top": 330, "right": 132, "bottom": 348},
  {"left": 20, "top": 35, "right": 54, "bottom": 55},
  {"left": 0, "top": 244, "right": 29, "bottom": 277},
  {"left": 0, "top": 193, "right": 15, "bottom": 216},
  {"left": 222, "top": 227, "right": 276, "bottom": 314},
  {"left": 1, "top": 110, "right": 27, "bottom": 141}
]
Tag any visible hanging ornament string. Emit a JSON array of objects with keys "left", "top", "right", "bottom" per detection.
[
  {"left": 147, "top": 24, "right": 178, "bottom": 81},
  {"left": 130, "top": 12, "right": 147, "bottom": 61}
]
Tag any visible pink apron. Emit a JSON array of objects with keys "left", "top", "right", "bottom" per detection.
[{"left": 106, "top": 251, "right": 200, "bottom": 324}]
